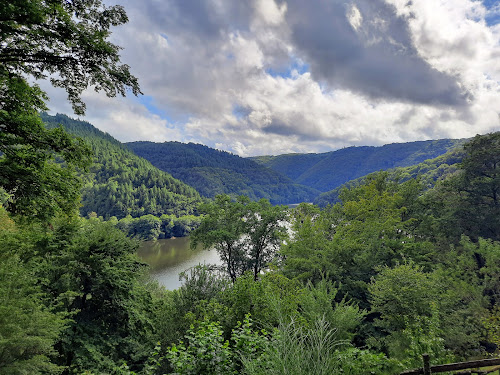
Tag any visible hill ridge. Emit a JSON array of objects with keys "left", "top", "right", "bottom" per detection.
[
  {"left": 41, "top": 113, "right": 203, "bottom": 219},
  {"left": 126, "top": 141, "right": 320, "bottom": 205},
  {"left": 250, "top": 138, "right": 466, "bottom": 192}
]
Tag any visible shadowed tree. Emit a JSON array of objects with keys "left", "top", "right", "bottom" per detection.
[{"left": 0, "top": 0, "right": 141, "bottom": 221}]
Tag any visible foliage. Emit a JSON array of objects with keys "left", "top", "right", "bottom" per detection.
[
  {"left": 8, "top": 220, "right": 158, "bottom": 374},
  {"left": 422, "top": 132, "right": 500, "bottom": 244},
  {"left": 0, "top": 0, "right": 140, "bottom": 114},
  {"left": 314, "top": 147, "right": 465, "bottom": 207},
  {"left": 396, "top": 308, "right": 454, "bottom": 369},
  {"left": 459, "top": 132, "right": 500, "bottom": 241},
  {"left": 0, "top": 71, "right": 91, "bottom": 221},
  {"left": 191, "top": 195, "right": 288, "bottom": 281},
  {"left": 0, "top": 225, "right": 66, "bottom": 375},
  {"left": 369, "top": 262, "right": 438, "bottom": 332},
  {"left": 151, "top": 265, "right": 230, "bottom": 353},
  {"left": 283, "top": 173, "right": 434, "bottom": 308},
  {"left": 483, "top": 305, "right": 500, "bottom": 351},
  {"left": 0, "top": 0, "right": 141, "bottom": 221},
  {"left": 164, "top": 315, "right": 269, "bottom": 375},
  {"left": 166, "top": 320, "right": 234, "bottom": 375},
  {"left": 115, "top": 213, "right": 202, "bottom": 240},
  {"left": 242, "top": 317, "right": 400, "bottom": 375},
  {"left": 127, "top": 141, "right": 319, "bottom": 204}
]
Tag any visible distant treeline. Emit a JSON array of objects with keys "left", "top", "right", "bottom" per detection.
[{"left": 87, "top": 212, "right": 203, "bottom": 241}]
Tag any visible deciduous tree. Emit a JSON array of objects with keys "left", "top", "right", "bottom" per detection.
[{"left": 191, "top": 195, "right": 288, "bottom": 282}]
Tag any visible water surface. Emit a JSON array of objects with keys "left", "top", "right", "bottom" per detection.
[{"left": 137, "top": 237, "right": 221, "bottom": 290}]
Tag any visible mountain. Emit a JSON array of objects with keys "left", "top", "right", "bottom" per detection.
[
  {"left": 41, "top": 113, "right": 203, "bottom": 219},
  {"left": 251, "top": 139, "right": 466, "bottom": 192},
  {"left": 314, "top": 146, "right": 466, "bottom": 207},
  {"left": 126, "top": 141, "right": 320, "bottom": 204}
]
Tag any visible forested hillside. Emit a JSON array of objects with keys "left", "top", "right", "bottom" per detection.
[
  {"left": 41, "top": 113, "right": 203, "bottom": 219},
  {"left": 315, "top": 146, "right": 466, "bottom": 206},
  {"left": 127, "top": 141, "right": 319, "bottom": 204},
  {"left": 251, "top": 139, "right": 465, "bottom": 192}
]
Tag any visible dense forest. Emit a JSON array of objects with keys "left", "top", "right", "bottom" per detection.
[
  {"left": 42, "top": 114, "right": 203, "bottom": 219},
  {"left": 251, "top": 138, "right": 465, "bottom": 192},
  {"left": 127, "top": 141, "right": 319, "bottom": 204},
  {"left": 314, "top": 146, "right": 467, "bottom": 206},
  {"left": 2, "top": 1, "right": 500, "bottom": 374}
]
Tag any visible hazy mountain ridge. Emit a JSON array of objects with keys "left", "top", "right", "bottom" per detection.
[{"left": 251, "top": 138, "right": 466, "bottom": 192}]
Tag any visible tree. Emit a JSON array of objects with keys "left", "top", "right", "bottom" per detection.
[
  {"left": 0, "top": 0, "right": 141, "bottom": 221},
  {"left": 0, "top": 226, "right": 66, "bottom": 375},
  {"left": 245, "top": 199, "right": 288, "bottom": 280},
  {"left": 0, "top": 74, "right": 92, "bottom": 220},
  {"left": 460, "top": 132, "right": 500, "bottom": 241},
  {"left": 30, "top": 220, "right": 156, "bottom": 374},
  {"left": 283, "top": 173, "right": 433, "bottom": 307},
  {"left": 423, "top": 132, "right": 500, "bottom": 244},
  {"left": 0, "top": 0, "right": 140, "bottom": 114},
  {"left": 191, "top": 195, "right": 288, "bottom": 282}
]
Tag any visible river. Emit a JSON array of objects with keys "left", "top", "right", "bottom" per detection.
[{"left": 137, "top": 237, "right": 222, "bottom": 290}]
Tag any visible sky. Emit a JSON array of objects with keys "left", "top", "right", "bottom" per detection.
[{"left": 43, "top": 0, "right": 500, "bottom": 157}]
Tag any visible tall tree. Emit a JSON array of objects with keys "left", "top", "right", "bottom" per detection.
[
  {"left": 0, "top": 0, "right": 140, "bottom": 221},
  {"left": 460, "top": 132, "right": 500, "bottom": 241},
  {"left": 191, "top": 195, "right": 288, "bottom": 282},
  {"left": 29, "top": 220, "right": 155, "bottom": 374}
]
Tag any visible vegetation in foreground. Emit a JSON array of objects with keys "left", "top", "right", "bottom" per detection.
[{"left": 2, "top": 131, "right": 500, "bottom": 374}]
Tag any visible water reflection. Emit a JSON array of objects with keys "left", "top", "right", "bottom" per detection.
[{"left": 137, "top": 237, "right": 222, "bottom": 290}]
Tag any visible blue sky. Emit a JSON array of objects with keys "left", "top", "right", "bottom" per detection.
[{"left": 483, "top": 0, "right": 500, "bottom": 25}]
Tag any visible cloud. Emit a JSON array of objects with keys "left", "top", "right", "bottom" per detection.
[
  {"left": 285, "top": 0, "right": 470, "bottom": 106},
  {"left": 38, "top": 0, "right": 500, "bottom": 156},
  {"left": 42, "top": 83, "right": 183, "bottom": 143}
]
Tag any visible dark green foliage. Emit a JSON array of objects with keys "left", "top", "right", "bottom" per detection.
[
  {"left": 252, "top": 139, "right": 465, "bottom": 192},
  {"left": 127, "top": 141, "right": 320, "bottom": 204},
  {"left": 0, "top": 218, "right": 65, "bottom": 375},
  {"left": 115, "top": 213, "right": 202, "bottom": 240},
  {"left": 25, "top": 220, "right": 157, "bottom": 374},
  {"left": 41, "top": 113, "right": 203, "bottom": 219},
  {"left": 421, "top": 132, "right": 500, "bottom": 244},
  {"left": 459, "top": 132, "right": 500, "bottom": 241},
  {"left": 0, "top": 72, "right": 92, "bottom": 222}
]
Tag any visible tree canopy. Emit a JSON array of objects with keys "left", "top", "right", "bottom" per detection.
[
  {"left": 1, "top": 0, "right": 140, "bottom": 114},
  {"left": 191, "top": 195, "right": 288, "bottom": 282}
]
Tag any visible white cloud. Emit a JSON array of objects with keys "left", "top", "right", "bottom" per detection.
[
  {"left": 40, "top": 0, "right": 500, "bottom": 156},
  {"left": 348, "top": 5, "right": 363, "bottom": 31}
]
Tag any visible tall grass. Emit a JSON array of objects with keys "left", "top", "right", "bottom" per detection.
[{"left": 241, "top": 317, "right": 346, "bottom": 375}]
